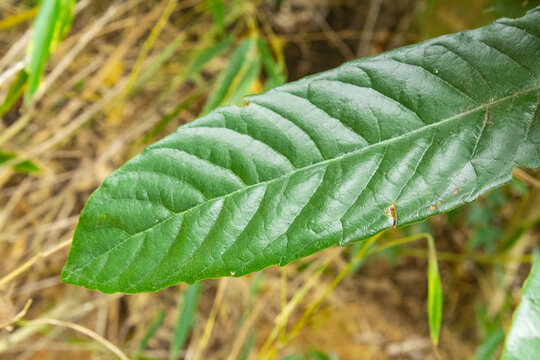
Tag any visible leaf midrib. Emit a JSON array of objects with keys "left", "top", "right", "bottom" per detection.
[{"left": 67, "top": 83, "right": 540, "bottom": 276}]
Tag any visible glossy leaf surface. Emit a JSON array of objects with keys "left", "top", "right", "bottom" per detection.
[
  {"left": 62, "top": 8, "right": 540, "bottom": 293},
  {"left": 502, "top": 258, "right": 540, "bottom": 359}
]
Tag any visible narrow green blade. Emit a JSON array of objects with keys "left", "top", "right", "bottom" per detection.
[
  {"left": 206, "top": 0, "right": 225, "bottom": 35},
  {"left": 0, "top": 70, "right": 28, "bottom": 118},
  {"left": 202, "top": 38, "right": 256, "bottom": 113},
  {"left": 427, "top": 236, "right": 443, "bottom": 346},
  {"left": 170, "top": 283, "right": 201, "bottom": 360},
  {"left": 134, "top": 309, "right": 166, "bottom": 360}
]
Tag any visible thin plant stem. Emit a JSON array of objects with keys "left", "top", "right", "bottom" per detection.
[
  {"left": 258, "top": 249, "right": 340, "bottom": 359},
  {"left": 193, "top": 278, "right": 227, "bottom": 360},
  {"left": 0, "top": 239, "right": 72, "bottom": 289},
  {"left": 22, "top": 318, "right": 129, "bottom": 360},
  {"left": 280, "top": 233, "right": 382, "bottom": 349},
  {"left": 513, "top": 168, "right": 540, "bottom": 187}
]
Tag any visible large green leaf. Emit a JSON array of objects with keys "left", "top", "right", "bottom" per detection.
[
  {"left": 502, "top": 258, "right": 540, "bottom": 360},
  {"left": 62, "top": 8, "right": 540, "bottom": 293}
]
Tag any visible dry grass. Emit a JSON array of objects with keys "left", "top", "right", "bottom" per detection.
[{"left": 0, "top": 1, "right": 538, "bottom": 359}]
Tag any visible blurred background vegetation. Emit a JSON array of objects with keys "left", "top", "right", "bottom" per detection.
[{"left": 0, "top": 0, "right": 539, "bottom": 359}]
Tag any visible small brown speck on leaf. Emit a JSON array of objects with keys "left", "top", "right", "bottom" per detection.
[
  {"left": 429, "top": 205, "right": 437, "bottom": 211},
  {"left": 453, "top": 188, "right": 460, "bottom": 195}
]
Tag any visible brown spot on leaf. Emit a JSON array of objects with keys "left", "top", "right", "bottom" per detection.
[
  {"left": 235, "top": 97, "right": 251, "bottom": 108},
  {"left": 385, "top": 204, "right": 397, "bottom": 227},
  {"left": 453, "top": 188, "right": 460, "bottom": 195},
  {"left": 429, "top": 205, "right": 437, "bottom": 211}
]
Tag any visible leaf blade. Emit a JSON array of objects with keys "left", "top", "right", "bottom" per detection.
[
  {"left": 62, "top": 8, "right": 540, "bottom": 293},
  {"left": 502, "top": 258, "right": 540, "bottom": 360}
]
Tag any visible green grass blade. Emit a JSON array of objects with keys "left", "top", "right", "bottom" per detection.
[
  {"left": 170, "top": 283, "right": 202, "bottom": 360},
  {"left": 0, "top": 70, "right": 28, "bottom": 118},
  {"left": 227, "top": 51, "right": 261, "bottom": 106},
  {"left": 427, "top": 235, "right": 443, "bottom": 346},
  {"left": 139, "top": 92, "right": 203, "bottom": 146},
  {"left": 202, "top": 38, "right": 254, "bottom": 113},
  {"left": 25, "top": 0, "right": 60, "bottom": 103},
  {"left": 184, "top": 36, "right": 233, "bottom": 80},
  {"left": 13, "top": 159, "right": 41, "bottom": 173},
  {"left": 25, "top": 0, "right": 76, "bottom": 103},
  {"left": 0, "top": 151, "right": 18, "bottom": 165},
  {"left": 206, "top": 0, "right": 225, "bottom": 35},
  {"left": 474, "top": 327, "right": 505, "bottom": 360},
  {"left": 257, "top": 38, "right": 285, "bottom": 90},
  {"left": 134, "top": 309, "right": 166, "bottom": 360},
  {"left": 0, "top": 150, "right": 41, "bottom": 174},
  {"left": 309, "top": 350, "right": 339, "bottom": 360},
  {"left": 52, "top": 0, "right": 76, "bottom": 49},
  {"left": 133, "top": 33, "right": 187, "bottom": 91},
  {"left": 238, "top": 331, "right": 256, "bottom": 360}
]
